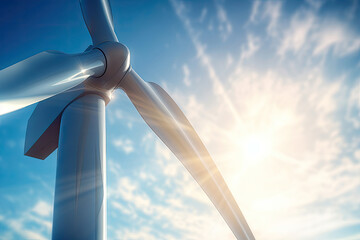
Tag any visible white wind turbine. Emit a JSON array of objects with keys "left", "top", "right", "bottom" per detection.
[{"left": 0, "top": 1, "right": 255, "bottom": 239}]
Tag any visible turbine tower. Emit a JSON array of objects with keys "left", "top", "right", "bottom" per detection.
[{"left": 0, "top": 1, "right": 255, "bottom": 239}]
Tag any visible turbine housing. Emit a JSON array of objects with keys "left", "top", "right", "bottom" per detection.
[
  {"left": 86, "top": 41, "right": 130, "bottom": 92},
  {"left": 24, "top": 42, "right": 130, "bottom": 160}
]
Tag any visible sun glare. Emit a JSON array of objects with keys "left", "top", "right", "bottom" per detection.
[{"left": 241, "top": 133, "right": 273, "bottom": 166}]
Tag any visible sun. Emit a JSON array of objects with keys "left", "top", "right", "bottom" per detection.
[{"left": 241, "top": 132, "right": 273, "bottom": 167}]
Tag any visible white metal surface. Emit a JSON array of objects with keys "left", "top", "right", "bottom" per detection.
[
  {"left": 52, "top": 94, "right": 107, "bottom": 240},
  {"left": 120, "top": 69, "right": 255, "bottom": 240},
  {"left": 0, "top": 49, "right": 105, "bottom": 115}
]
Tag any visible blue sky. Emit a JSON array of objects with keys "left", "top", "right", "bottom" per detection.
[{"left": 0, "top": 0, "right": 360, "bottom": 239}]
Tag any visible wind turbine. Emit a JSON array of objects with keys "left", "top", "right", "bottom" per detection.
[{"left": 0, "top": 0, "right": 255, "bottom": 239}]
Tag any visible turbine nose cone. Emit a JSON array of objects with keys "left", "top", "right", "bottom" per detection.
[{"left": 86, "top": 42, "right": 130, "bottom": 92}]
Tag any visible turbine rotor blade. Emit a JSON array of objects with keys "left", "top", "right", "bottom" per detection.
[
  {"left": 80, "top": 0, "right": 118, "bottom": 45},
  {"left": 119, "top": 69, "right": 255, "bottom": 240},
  {"left": 0, "top": 49, "right": 105, "bottom": 115}
]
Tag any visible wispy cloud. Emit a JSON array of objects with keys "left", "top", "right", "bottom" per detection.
[
  {"left": 247, "top": 1, "right": 282, "bottom": 37},
  {"left": 278, "top": 9, "right": 315, "bottom": 55},
  {"left": 312, "top": 20, "right": 360, "bottom": 56},
  {"left": 248, "top": 1, "right": 261, "bottom": 23},
  {"left": 214, "top": 1, "right": 232, "bottom": 41},
  {"left": 169, "top": 0, "right": 242, "bottom": 123},
  {"left": 346, "top": 79, "right": 360, "bottom": 129},
  {"left": 112, "top": 137, "right": 134, "bottom": 154},
  {"left": 263, "top": 1, "right": 282, "bottom": 36},
  {"left": 240, "top": 34, "right": 260, "bottom": 62},
  {"left": 347, "top": 0, "right": 359, "bottom": 20},
  {"left": 278, "top": 6, "right": 360, "bottom": 57},
  {"left": 32, "top": 201, "right": 52, "bottom": 217},
  {"left": 182, "top": 64, "right": 191, "bottom": 86},
  {"left": 0, "top": 200, "right": 52, "bottom": 240},
  {"left": 306, "top": 0, "right": 324, "bottom": 10},
  {"left": 199, "top": 8, "right": 207, "bottom": 23}
]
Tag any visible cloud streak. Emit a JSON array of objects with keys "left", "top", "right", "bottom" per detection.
[{"left": 169, "top": 0, "right": 242, "bottom": 124}]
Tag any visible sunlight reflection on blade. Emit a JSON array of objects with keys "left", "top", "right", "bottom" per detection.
[
  {"left": 119, "top": 69, "right": 255, "bottom": 240},
  {"left": 0, "top": 49, "right": 105, "bottom": 115}
]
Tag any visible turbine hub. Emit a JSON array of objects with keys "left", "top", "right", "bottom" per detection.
[{"left": 86, "top": 41, "right": 130, "bottom": 94}]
